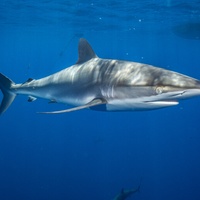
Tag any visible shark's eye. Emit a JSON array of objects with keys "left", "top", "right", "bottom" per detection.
[{"left": 155, "top": 86, "right": 163, "bottom": 94}]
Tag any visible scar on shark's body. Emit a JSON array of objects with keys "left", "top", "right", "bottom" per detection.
[{"left": 1, "top": 38, "right": 200, "bottom": 115}]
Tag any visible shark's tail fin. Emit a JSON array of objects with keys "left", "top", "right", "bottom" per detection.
[{"left": 0, "top": 73, "right": 16, "bottom": 115}]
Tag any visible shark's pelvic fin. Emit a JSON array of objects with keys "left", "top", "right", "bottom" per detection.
[
  {"left": 48, "top": 99, "right": 57, "bottom": 104},
  {"left": 76, "top": 38, "right": 98, "bottom": 64},
  {"left": 0, "top": 73, "right": 16, "bottom": 115},
  {"left": 28, "top": 96, "right": 37, "bottom": 102},
  {"left": 38, "top": 98, "right": 106, "bottom": 114}
]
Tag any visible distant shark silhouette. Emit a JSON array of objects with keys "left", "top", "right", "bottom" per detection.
[
  {"left": 113, "top": 185, "right": 140, "bottom": 200},
  {"left": 1, "top": 38, "right": 200, "bottom": 115},
  {"left": 173, "top": 22, "right": 200, "bottom": 40}
]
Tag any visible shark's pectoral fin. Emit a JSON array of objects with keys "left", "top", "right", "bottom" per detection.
[{"left": 38, "top": 98, "right": 107, "bottom": 114}]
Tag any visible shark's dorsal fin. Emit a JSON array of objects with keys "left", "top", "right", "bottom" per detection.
[
  {"left": 76, "top": 38, "right": 97, "bottom": 64},
  {"left": 38, "top": 98, "right": 106, "bottom": 114}
]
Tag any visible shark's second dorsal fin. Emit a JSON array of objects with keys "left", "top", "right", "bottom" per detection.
[
  {"left": 22, "top": 78, "right": 34, "bottom": 85},
  {"left": 76, "top": 38, "right": 97, "bottom": 64}
]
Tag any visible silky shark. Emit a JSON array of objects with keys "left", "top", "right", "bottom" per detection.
[
  {"left": 113, "top": 186, "right": 140, "bottom": 200},
  {"left": 0, "top": 38, "right": 200, "bottom": 115}
]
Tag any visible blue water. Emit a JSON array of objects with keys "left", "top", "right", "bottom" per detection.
[{"left": 0, "top": 0, "right": 200, "bottom": 200}]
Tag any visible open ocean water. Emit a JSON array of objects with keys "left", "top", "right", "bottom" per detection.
[{"left": 0, "top": 0, "right": 200, "bottom": 200}]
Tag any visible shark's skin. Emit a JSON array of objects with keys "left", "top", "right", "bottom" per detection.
[
  {"left": 113, "top": 186, "right": 140, "bottom": 200},
  {"left": 0, "top": 38, "right": 200, "bottom": 114}
]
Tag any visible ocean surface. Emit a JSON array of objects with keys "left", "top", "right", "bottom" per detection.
[{"left": 0, "top": 0, "right": 200, "bottom": 200}]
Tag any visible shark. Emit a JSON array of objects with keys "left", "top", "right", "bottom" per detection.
[
  {"left": 113, "top": 186, "right": 140, "bottom": 200},
  {"left": 0, "top": 38, "right": 200, "bottom": 115}
]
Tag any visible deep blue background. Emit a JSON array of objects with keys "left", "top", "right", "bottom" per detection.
[{"left": 0, "top": 1, "right": 200, "bottom": 200}]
